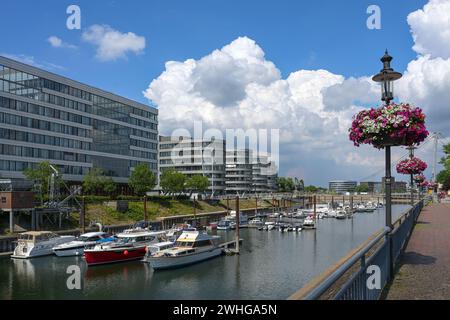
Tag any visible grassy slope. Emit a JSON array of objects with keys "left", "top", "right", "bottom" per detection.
[{"left": 82, "top": 198, "right": 274, "bottom": 225}]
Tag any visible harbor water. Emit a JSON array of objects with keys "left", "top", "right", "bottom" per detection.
[{"left": 0, "top": 205, "right": 410, "bottom": 299}]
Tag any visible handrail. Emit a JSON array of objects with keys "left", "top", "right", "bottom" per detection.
[
  {"left": 289, "top": 227, "right": 389, "bottom": 300},
  {"left": 289, "top": 199, "right": 426, "bottom": 300}
]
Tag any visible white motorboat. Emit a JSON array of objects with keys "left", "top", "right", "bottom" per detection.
[
  {"left": 142, "top": 241, "right": 175, "bottom": 262},
  {"left": 53, "top": 232, "right": 114, "bottom": 257},
  {"left": 335, "top": 210, "right": 347, "bottom": 220},
  {"left": 165, "top": 223, "right": 196, "bottom": 241},
  {"left": 147, "top": 231, "right": 222, "bottom": 270},
  {"left": 302, "top": 216, "right": 316, "bottom": 229},
  {"left": 217, "top": 218, "right": 233, "bottom": 230},
  {"left": 249, "top": 218, "right": 263, "bottom": 226},
  {"left": 11, "top": 231, "right": 76, "bottom": 259}
]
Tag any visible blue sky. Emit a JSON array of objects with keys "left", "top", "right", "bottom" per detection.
[
  {"left": 2, "top": 0, "right": 448, "bottom": 186},
  {"left": 1, "top": 0, "right": 426, "bottom": 104}
]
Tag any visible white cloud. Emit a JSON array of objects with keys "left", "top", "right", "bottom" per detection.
[
  {"left": 144, "top": 36, "right": 380, "bottom": 183},
  {"left": 397, "top": 55, "right": 450, "bottom": 133},
  {"left": 47, "top": 36, "right": 77, "bottom": 49},
  {"left": 82, "top": 25, "right": 146, "bottom": 61},
  {"left": 144, "top": 0, "right": 450, "bottom": 185},
  {"left": 407, "top": 0, "right": 450, "bottom": 59}
]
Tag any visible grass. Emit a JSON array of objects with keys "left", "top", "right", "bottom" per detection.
[
  {"left": 78, "top": 198, "right": 228, "bottom": 225},
  {"left": 219, "top": 198, "right": 273, "bottom": 210}
]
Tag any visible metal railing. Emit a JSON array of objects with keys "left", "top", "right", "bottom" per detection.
[{"left": 289, "top": 198, "right": 429, "bottom": 300}]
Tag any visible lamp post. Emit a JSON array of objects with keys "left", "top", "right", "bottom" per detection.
[
  {"left": 406, "top": 146, "right": 416, "bottom": 207},
  {"left": 372, "top": 50, "right": 402, "bottom": 230}
]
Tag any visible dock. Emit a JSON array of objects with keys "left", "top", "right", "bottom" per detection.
[
  {"left": 383, "top": 203, "right": 450, "bottom": 299},
  {"left": 218, "top": 238, "right": 244, "bottom": 249}
]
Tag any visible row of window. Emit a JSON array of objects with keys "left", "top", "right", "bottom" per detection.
[
  {"left": 130, "top": 139, "right": 158, "bottom": 150},
  {"left": 130, "top": 149, "right": 157, "bottom": 160},
  {"left": 131, "top": 128, "right": 157, "bottom": 141},
  {"left": 130, "top": 160, "right": 157, "bottom": 171},
  {"left": 0, "top": 128, "right": 91, "bottom": 150},
  {"left": 0, "top": 64, "right": 158, "bottom": 124},
  {"left": 0, "top": 112, "right": 90, "bottom": 138},
  {"left": 0, "top": 96, "right": 92, "bottom": 126},
  {"left": 0, "top": 160, "right": 89, "bottom": 175},
  {"left": 0, "top": 84, "right": 158, "bottom": 134},
  {"left": 0, "top": 144, "right": 91, "bottom": 163}
]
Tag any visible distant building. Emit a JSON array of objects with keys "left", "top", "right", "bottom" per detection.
[
  {"left": 381, "top": 177, "right": 407, "bottom": 193},
  {"left": 225, "top": 149, "right": 253, "bottom": 194},
  {"left": 329, "top": 180, "right": 357, "bottom": 194},
  {"left": 360, "top": 181, "right": 383, "bottom": 194},
  {"left": 159, "top": 136, "right": 226, "bottom": 195},
  {"left": 225, "top": 149, "right": 278, "bottom": 195},
  {"left": 360, "top": 179, "right": 408, "bottom": 194}
]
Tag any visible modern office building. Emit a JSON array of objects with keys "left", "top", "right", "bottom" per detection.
[
  {"left": 356, "top": 179, "right": 408, "bottom": 194},
  {"left": 159, "top": 136, "right": 226, "bottom": 195},
  {"left": 329, "top": 180, "right": 357, "bottom": 194},
  {"left": 0, "top": 56, "right": 158, "bottom": 184},
  {"left": 381, "top": 177, "right": 407, "bottom": 193},
  {"left": 225, "top": 149, "right": 278, "bottom": 195},
  {"left": 225, "top": 149, "right": 254, "bottom": 194},
  {"left": 252, "top": 154, "right": 278, "bottom": 193}
]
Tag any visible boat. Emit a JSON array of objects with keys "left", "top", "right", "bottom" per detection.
[
  {"left": 335, "top": 209, "right": 347, "bottom": 220},
  {"left": 53, "top": 232, "right": 115, "bottom": 257},
  {"left": 142, "top": 241, "right": 175, "bottom": 262},
  {"left": 217, "top": 218, "right": 233, "bottom": 230},
  {"left": 11, "top": 231, "right": 76, "bottom": 259},
  {"left": 249, "top": 218, "right": 263, "bottom": 226},
  {"left": 84, "top": 230, "right": 167, "bottom": 266},
  {"left": 302, "top": 216, "right": 316, "bottom": 229},
  {"left": 228, "top": 211, "right": 249, "bottom": 229},
  {"left": 146, "top": 231, "right": 222, "bottom": 270},
  {"left": 166, "top": 223, "right": 196, "bottom": 241}
]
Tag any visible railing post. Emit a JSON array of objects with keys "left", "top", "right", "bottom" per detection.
[{"left": 360, "top": 255, "right": 367, "bottom": 300}]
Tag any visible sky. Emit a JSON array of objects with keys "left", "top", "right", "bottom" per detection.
[{"left": 1, "top": 0, "right": 449, "bottom": 187}]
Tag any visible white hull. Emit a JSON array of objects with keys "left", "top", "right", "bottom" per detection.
[
  {"left": 148, "top": 248, "right": 222, "bottom": 270},
  {"left": 53, "top": 246, "right": 85, "bottom": 257},
  {"left": 12, "top": 236, "right": 75, "bottom": 259}
]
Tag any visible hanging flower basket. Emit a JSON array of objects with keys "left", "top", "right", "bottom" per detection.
[
  {"left": 396, "top": 157, "right": 427, "bottom": 175},
  {"left": 414, "top": 174, "right": 426, "bottom": 183},
  {"left": 420, "top": 180, "right": 437, "bottom": 189},
  {"left": 349, "top": 103, "right": 429, "bottom": 149}
]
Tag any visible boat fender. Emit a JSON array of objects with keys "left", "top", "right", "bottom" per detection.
[{"left": 123, "top": 250, "right": 129, "bottom": 256}]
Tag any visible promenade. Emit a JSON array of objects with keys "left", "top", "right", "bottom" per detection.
[{"left": 384, "top": 203, "right": 450, "bottom": 299}]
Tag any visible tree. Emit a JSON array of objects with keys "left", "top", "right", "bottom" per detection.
[
  {"left": 129, "top": 163, "right": 157, "bottom": 196},
  {"left": 23, "top": 161, "right": 59, "bottom": 199},
  {"left": 437, "top": 143, "right": 450, "bottom": 190},
  {"left": 304, "top": 185, "right": 318, "bottom": 193},
  {"left": 277, "top": 177, "right": 295, "bottom": 192},
  {"left": 186, "top": 175, "right": 210, "bottom": 196},
  {"left": 355, "top": 184, "right": 369, "bottom": 193},
  {"left": 160, "top": 169, "right": 186, "bottom": 196},
  {"left": 82, "top": 168, "right": 117, "bottom": 195},
  {"left": 103, "top": 176, "right": 117, "bottom": 194}
]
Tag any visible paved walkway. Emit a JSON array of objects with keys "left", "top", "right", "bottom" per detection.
[{"left": 385, "top": 203, "right": 450, "bottom": 299}]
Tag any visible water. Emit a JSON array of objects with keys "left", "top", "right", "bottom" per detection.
[{"left": 0, "top": 205, "right": 410, "bottom": 300}]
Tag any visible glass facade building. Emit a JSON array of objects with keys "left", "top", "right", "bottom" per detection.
[{"left": 0, "top": 56, "right": 158, "bottom": 183}]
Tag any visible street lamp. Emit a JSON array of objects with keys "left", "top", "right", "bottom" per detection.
[
  {"left": 372, "top": 50, "right": 402, "bottom": 104},
  {"left": 372, "top": 50, "right": 402, "bottom": 230}
]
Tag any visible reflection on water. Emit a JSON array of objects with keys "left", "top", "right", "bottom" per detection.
[{"left": 0, "top": 205, "right": 410, "bottom": 300}]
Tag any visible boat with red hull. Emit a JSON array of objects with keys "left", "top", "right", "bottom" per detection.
[{"left": 84, "top": 229, "right": 166, "bottom": 266}]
